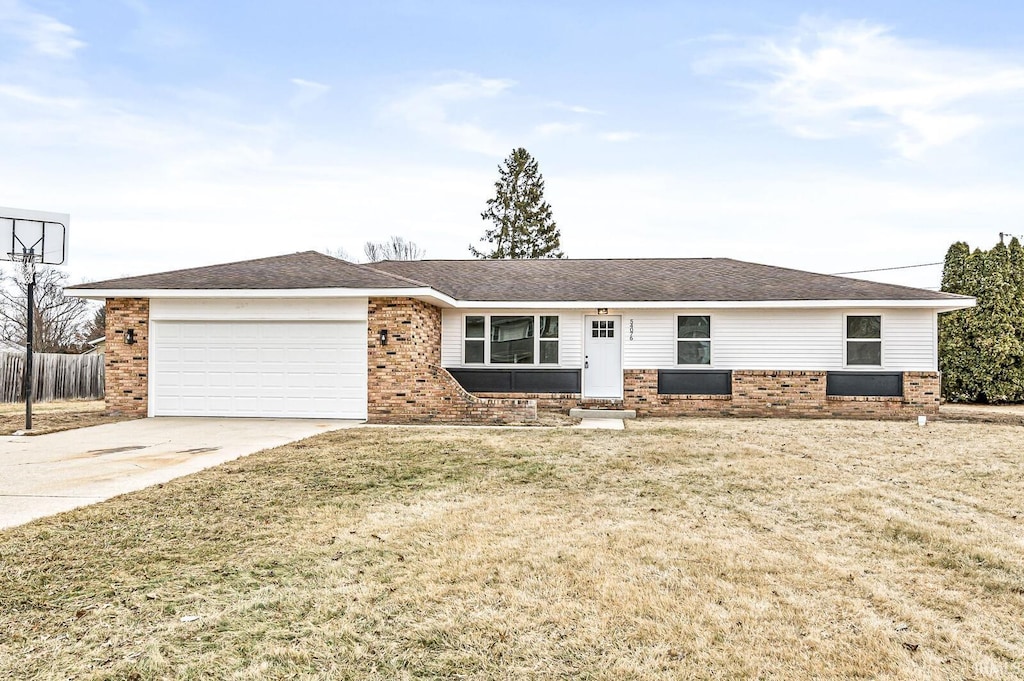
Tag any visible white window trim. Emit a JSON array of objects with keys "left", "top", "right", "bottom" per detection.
[
  {"left": 462, "top": 313, "right": 561, "bottom": 367},
  {"left": 844, "top": 313, "right": 883, "bottom": 368},
  {"left": 676, "top": 314, "right": 712, "bottom": 367}
]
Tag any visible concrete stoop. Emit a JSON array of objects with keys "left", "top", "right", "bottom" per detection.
[{"left": 569, "top": 408, "right": 637, "bottom": 420}]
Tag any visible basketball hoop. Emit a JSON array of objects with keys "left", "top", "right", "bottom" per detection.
[
  {"left": 2, "top": 207, "right": 68, "bottom": 267},
  {"left": 2, "top": 207, "right": 70, "bottom": 432},
  {"left": 7, "top": 247, "right": 44, "bottom": 283}
]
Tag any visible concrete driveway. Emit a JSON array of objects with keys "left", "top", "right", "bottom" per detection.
[{"left": 0, "top": 417, "right": 358, "bottom": 529}]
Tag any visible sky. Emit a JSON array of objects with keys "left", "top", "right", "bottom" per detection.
[{"left": 3, "top": 1, "right": 1024, "bottom": 290}]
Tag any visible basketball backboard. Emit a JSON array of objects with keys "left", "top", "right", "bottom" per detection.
[{"left": 1, "top": 206, "right": 69, "bottom": 265}]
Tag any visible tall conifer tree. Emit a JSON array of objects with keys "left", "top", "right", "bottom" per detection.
[
  {"left": 471, "top": 148, "right": 564, "bottom": 259},
  {"left": 939, "top": 239, "right": 1024, "bottom": 402}
]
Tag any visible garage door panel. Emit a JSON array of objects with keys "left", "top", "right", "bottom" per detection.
[{"left": 152, "top": 320, "right": 367, "bottom": 418}]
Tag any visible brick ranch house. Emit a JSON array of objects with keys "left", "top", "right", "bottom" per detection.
[{"left": 68, "top": 252, "right": 974, "bottom": 423}]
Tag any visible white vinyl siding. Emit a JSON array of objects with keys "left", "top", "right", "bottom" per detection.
[
  {"left": 622, "top": 310, "right": 678, "bottom": 369},
  {"left": 441, "top": 309, "right": 584, "bottom": 368},
  {"left": 882, "top": 309, "right": 936, "bottom": 369},
  {"left": 712, "top": 309, "right": 843, "bottom": 369},
  {"left": 445, "top": 307, "right": 937, "bottom": 372},
  {"left": 621, "top": 308, "right": 936, "bottom": 371}
]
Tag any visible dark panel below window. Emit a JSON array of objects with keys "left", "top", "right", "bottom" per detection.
[
  {"left": 658, "top": 370, "right": 732, "bottom": 395},
  {"left": 827, "top": 372, "right": 903, "bottom": 397},
  {"left": 448, "top": 369, "right": 582, "bottom": 394}
]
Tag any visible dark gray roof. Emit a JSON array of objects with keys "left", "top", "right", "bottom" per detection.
[
  {"left": 71, "top": 251, "right": 969, "bottom": 303},
  {"left": 69, "top": 251, "right": 422, "bottom": 291},
  {"left": 371, "top": 258, "right": 968, "bottom": 302}
]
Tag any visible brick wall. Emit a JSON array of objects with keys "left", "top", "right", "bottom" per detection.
[
  {"left": 367, "top": 297, "right": 537, "bottom": 424},
  {"left": 731, "top": 370, "right": 828, "bottom": 417},
  {"left": 473, "top": 392, "right": 581, "bottom": 412},
  {"left": 620, "top": 369, "right": 939, "bottom": 419},
  {"left": 622, "top": 370, "right": 733, "bottom": 416},
  {"left": 105, "top": 298, "right": 149, "bottom": 415}
]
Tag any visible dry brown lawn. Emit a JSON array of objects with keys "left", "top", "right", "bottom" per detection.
[
  {"left": 0, "top": 400, "right": 136, "bottom": 435},
  {"left": 1, "top": 418, "right": 1022, "bottom": 680}
]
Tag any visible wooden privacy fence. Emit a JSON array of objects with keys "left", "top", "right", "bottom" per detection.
[{"left": 0, "top": 352, "right": 105, "bottom": 402}]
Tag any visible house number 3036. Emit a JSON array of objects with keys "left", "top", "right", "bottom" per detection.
[{"left": 629, "top": 319, "right": 634, "bottom": 341}]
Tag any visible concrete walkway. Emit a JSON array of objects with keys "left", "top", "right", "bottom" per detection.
[
  {"left": 575, "top": 418, "right": 625, "bottom": 430},
  {"left": 0, "top": 417, "right": 357, "bottom": 529}
]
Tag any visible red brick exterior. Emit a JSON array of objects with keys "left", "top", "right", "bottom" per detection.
[
  {"left": 620, "top": 369, "right": 939, "bottom": 419},
  {"left": 474, "top": 393, "right": 582, "bottom": 412},
  {"left": 104, "top": 298, "right": 149, "bottom": 415},
  {"left": 366, "top": 298, "right": 537, "bottom": 424}
]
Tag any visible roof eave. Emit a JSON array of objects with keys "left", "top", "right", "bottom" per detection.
[
  {"left": 66, "top": 288, "right": 974, "bottom": 312},
  {"left": 67, "top": 287, "right": 459, "bottom": 308},
  {"left": 444, "top": 298, "right": 976, "bottom": 310}
]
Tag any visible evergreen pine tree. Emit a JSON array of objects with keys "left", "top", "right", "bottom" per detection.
[
  {"left": 977, "top": 242, "right": 1024, "bottom": 401},
  {"left": 938, "top": 241, "right": 973, "bottom": 401},
  {"left": 939, "top": 239, "right": 1024, "bottom": 402},
  {"left": 1004, "top": 237, "right": 1024, "bottom": 398},
  {"left": 471, "top": 148, "right": 564, "bottom": 259}
]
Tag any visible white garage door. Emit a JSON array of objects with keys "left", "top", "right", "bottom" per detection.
[{"left": 151, "top": 320, "right": 367, "bottom": 419}]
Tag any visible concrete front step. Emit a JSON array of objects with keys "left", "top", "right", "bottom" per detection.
[{"left": 569, "top": 408, "right": 636, "bottom": 420}]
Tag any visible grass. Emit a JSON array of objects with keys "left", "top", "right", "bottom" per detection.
[
  {"left": 1, "top": 418, "right": 1023, "bottom": 679},
  {"left": 0, "top": 400, "right": 136, "bottom": 435}
]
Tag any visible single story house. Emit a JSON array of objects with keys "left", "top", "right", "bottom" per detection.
[{"left": 68, "top": 251, "right": 975, "bottom": 423}]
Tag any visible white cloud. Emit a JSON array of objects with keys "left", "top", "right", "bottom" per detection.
[
  {"left": 0, "top": 0, "right": 85, "bottom": 58},
  {"left": 551, "top": 102, "right": 605, "bottom": 115},
  {"left": 548, "top": 168, "right": 1024, "bottom": 289},
  {"left": 289, "top": 77, "right": 331, "bottom": 108},
  {"left": 387, "top": 73, "right": 515, "bottom": 155},
  {"left": 600, "top": 131, "right": 640, "bottom": 143},
  {"left": 696, "top": 17, "right": 1024, "bottom": 157},
  {"left": 535, "top": 122, "right": 581, "bottom": 136},
  {"left": 0, "top": 83, "right": 80, "bottom": 108}
]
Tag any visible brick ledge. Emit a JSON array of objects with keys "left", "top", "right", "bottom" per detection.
[
  {"left": 826, "top": 395, "right": 903, "bottom": 403},
  {"left": 656, "top": 393, "right": 732, "bottom": 401}
]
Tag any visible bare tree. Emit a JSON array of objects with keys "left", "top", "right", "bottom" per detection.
[
  {"left": 82, "top": 304, "right": 105, "bottom": 343},
  {"left": 323, "top": 246, "right": 352, "bottom": 261},
  {"left": 0, "top": 264, "right": 91, "bottom": 353},
  {"left": 364, "top": 236, "right": 425, "bottom": 262}
]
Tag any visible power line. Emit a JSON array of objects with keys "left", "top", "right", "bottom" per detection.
[{"left": 831, "top": 262, "right": 943, "bottom": 276}]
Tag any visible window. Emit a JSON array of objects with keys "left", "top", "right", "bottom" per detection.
[
  {"left": 491, "top": 316, "right": 534, "bottom": 363},
  {"left": 591, "top": 319, "right": 615, "bottom": 338},
  {"left": 539, "top": 316, "right": 559, "bottom": 364},
  {"left": 464, "top": 316, "right": 484, "bottom": 364},
  {"left": 464, "top": 314, "right": 559, "bottom": 365},
  {"left": 846, "top": 315, "right": 881, "bottom": 366},
  {"left": 677, "top": 315, "right": 711, "bottom": 365}
]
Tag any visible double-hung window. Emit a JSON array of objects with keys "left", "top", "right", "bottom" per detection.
[
  {"left": 464, "top": 316, "right": 485, "bottom": 363},
  {"left": 846, "top": 315, "right": 881, "bottom": 366},
  {"left": 464, "top": 315, "right": 559, "bottom": 365},
  {"left": 677, "top": 315, "right": 711, "bottom": 365}
]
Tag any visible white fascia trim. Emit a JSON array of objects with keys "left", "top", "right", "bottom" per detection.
[
  {"left": 67, "top": 288, "right": 974, "bottom": 312},
  {"left": 447, "top": 299, "right": 976, "bottom": 311},
  {"left": 68, "top": 287, "right": 458, "bottom": 307}
]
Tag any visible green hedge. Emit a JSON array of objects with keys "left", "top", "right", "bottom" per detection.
[{"left": 939, "top": 239, "right": 1024, "bottom": 403}]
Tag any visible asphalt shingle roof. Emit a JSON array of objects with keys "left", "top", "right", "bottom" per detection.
[
  {"left": 71, "top": 252, "right": 968, "bottom": 303},
  {"left": 69, "top": 251, "right": 421, "bottom": 291},
  {"left": 371, "top": 258, "right": 967, "bottom": 302}
]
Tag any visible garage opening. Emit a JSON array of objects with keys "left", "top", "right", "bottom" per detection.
[{"left": 150, "top": 320, "right": 367, "bottom": 419}]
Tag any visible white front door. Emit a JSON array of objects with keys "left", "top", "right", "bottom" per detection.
[{"left": 583, "top": 315, "right": 622, "bottom": 399}]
